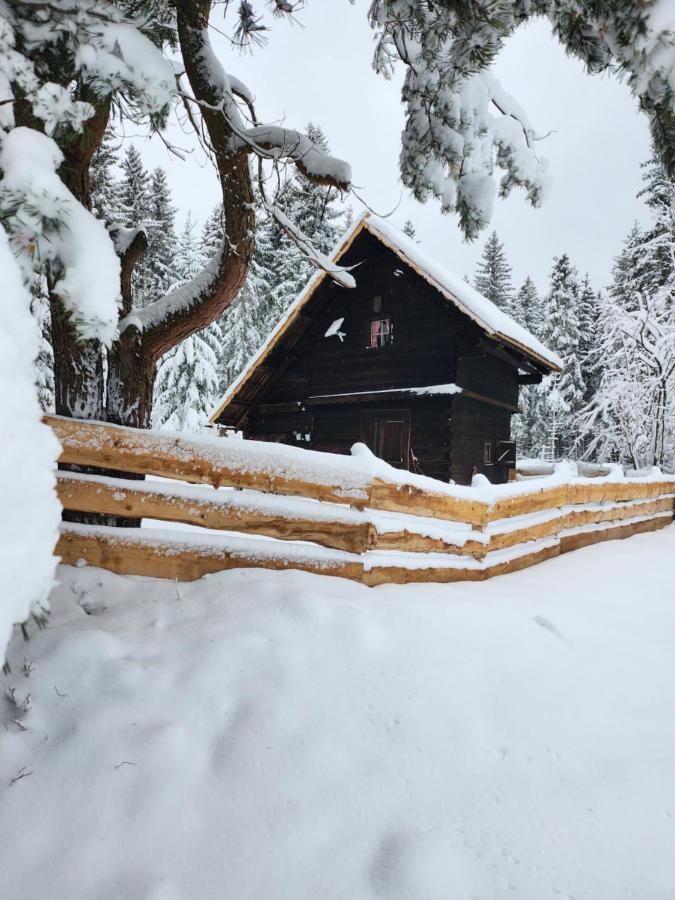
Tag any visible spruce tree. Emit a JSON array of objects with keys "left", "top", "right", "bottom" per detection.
[
  {"left": 152, "top": 213, "right": 223, "bottom": 431},
  {"left": 474, "top": 230, "right": 514, "bottom": 314},
  {"left": 117, "top": 144, "right": 150, "bottom": 229},
  {"left": 534, "top": 254, "right": 585, "bottom": 458},
  {"left": 144, "top": 167, "right": 178, "bottom": 299},
  {"left": 577, "top": 152, "right": 675, "bottom": 469},
  {"left": 577, "top": 274, "right": 601, "bottom": 402},
  {"left": 200, "top": 205, "right": 225, "bottom": 265},
  {"left": 512, "top": 276, "right": 543, "bottom": 336},
  {"left": 117, "top": 144, "right": 153, "bottom": 303},
  {"left": 89, "top": 128, "right": 118, "bottom": 224},
  {"left": 510, "top": 277, "right": 545, "bottom": 456}
]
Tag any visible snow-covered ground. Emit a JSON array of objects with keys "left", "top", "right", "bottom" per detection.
[{"left": 2, "top": 526, "right": 674, "bottom": 900}]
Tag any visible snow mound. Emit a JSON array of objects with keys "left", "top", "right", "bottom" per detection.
[{"left": 1, "top": 526, "right": 674, "bottom": 898}]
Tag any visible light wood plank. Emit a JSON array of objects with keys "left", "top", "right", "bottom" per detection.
[{"left": 56, "top": 473, "right": 373, "bottom": 554}]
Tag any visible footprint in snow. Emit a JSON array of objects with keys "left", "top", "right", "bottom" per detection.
[{"left": 532, "top": 614, "right": 565, "bottom": 641}]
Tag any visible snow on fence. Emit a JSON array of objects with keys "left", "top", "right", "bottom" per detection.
[{"left": 47, "top": 415, "right": 675, "bottom": 586}]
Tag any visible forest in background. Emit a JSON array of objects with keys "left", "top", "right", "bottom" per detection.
[{"left": 30, "top": 136, "right": 674, "bottom": 472}]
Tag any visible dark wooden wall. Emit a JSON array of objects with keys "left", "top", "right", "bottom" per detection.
[{"left": 219, "top": 230, "right": 523, "bottom": 485}]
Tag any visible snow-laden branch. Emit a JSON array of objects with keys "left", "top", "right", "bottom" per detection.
[
  {"left": 369, "top": 0, "right": 675, "bottom": 236},
  {"left": 133, "top": 7, "right": 354, "bottom": 343},
  {"left": 233, "top": 126, "right": 351, "bottom": 191},
  {"left": 0, "top": 128, "right": 120, "bottom": 344},
  {"left": 268, "top": 205, "right": 356, "bottom": 289}
]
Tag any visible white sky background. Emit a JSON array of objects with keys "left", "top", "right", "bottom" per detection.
[{"left": 133, "top": 2, "right": 653, "bottom": 295}]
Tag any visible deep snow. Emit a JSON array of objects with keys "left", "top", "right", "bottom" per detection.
[{"left": 1, "top": 526, "right": 674, "bottom": 899}]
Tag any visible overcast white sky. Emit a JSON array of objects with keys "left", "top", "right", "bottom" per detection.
[{"left": 134, "top": 2, "right": 653, "bottom": 295}]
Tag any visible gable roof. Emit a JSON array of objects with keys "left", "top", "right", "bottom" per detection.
[{"left": 211, "top": 213, "right": 562, "bottom": 424}]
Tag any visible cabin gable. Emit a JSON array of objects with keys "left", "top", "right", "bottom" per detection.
[{"left": 213, "top": 221, "right": 555, "bottom": 484}]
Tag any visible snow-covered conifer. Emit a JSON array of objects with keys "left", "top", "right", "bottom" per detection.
[
  {"left": 152, "top": 320, "right": 223, "bottom": 433},
  {"left": 577, "top": 274, "right": 601, "bottom": 402},
  {"left": 153, "top": 213, "right": 223, "bottom": 431},
  {"left": 369, "top": 2, "right": 674, "bottom": 236},
  {"left": 89, "top": 128, "right": 118, "bottom": 223},
  {"left": 512, "top": 276, "right": 543, "bottom": 337},
  {"left": 532, "top": 255, "right": 585, "bottom": 458},
  {"left": 200, "top": 205, "right": 225, "bottom": 265},
  {"left": 578, "top": 153, "right": 675, "bottom": 469},
  {"left": 117, "top": 144, "right": 150, "bottom": 230},
  {"left": 144, "top": 167, "right": 178, "bottom": 299},
  {"left": 474, "top": 231, "right": 514, "bottom": 314}
]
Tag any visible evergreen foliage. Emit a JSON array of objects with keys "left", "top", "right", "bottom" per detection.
[
  {"left": 474, "top": 231, "right": 514, "bottom": 314},
  {"left": 577, "top": 274, "right": 601, "bottom": 402},
  {"left": 89, "top": 128, "right": 119, "bottom": 223},
  {"left": 532, "top": 254, "right": 585, "bottom": 459},
  {"left": 577, "top": 152, "right": 675, "bottom": 469},
  {"left": 152, "top": 214, "right": 223, "bottom": 432},
  {"left": 512, "top": 276, "right": 542, "bottom": 337},
  {"left": 117, "top": 144, "right": 154, "bottom": 303},
  {"left": 144, "top": 167, "right": 178, "bottom": 298}
]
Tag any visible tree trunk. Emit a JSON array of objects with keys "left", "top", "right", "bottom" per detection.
[
  {"left": 106, "top": 330, "right": 155, "bottom": 430},
  {"left": 50, "top": 304, "right": 104, "bottom": 420}
]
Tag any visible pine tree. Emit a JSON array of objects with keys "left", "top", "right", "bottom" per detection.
[
  {"left": 512, "top": 276, "right": 543, "bottom": 336},
  {"left": 144, "top": 167, "right": 178, "bottom": 299},
  {"left": 474, "top": 230, "right": 514, "bottom": 314},
  {"left": 576, "top": 274, "right": 601, "bottom": 403},
  {"left": 577, "top": 152, "right": 675, "bottom": 469},
  {"left": 175, "top": 214, "right": 201, "bottom": 280},
  {"left": 509, "top": 277, "right": 545, "bottom": 456},
  {"left": 532, "top": 254, "right": 585, "bottom": 459},
  {"left": 89, "top": 128, "right": 118, "bottom": 223},
  {"left": 200, "top": 205, "right": 225, "bottom": 265},
  {"left": 609, "top": 223, "right": 651, "bottom": 312},
  {"left": 152, "top": 213, "right": 223, "bottom": 431},
  {"left": 117, "top": 144, "right": 150, "bottom": 228},
  {"left": 152, "top": 322, "right": 224, "bottom": 432},
  {"left": 116, "top": 144, "right": 153, "bottom": 304}
]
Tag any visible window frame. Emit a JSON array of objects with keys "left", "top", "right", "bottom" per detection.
[{"left": 369, "top": 317, "right": 394, "bottom": 349}]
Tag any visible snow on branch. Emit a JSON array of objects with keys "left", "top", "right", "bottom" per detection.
[
  {"left": 234, "top": 126, "right": 351, "bottom": 191},
  {"left": 268, "top": 204, "right": 356, "bottom": 289},
  {"left": 0, "top": 128, "right": 121, "bottom": 344},
  {"left": 368, "top": 0, "right": 675, "bottom": 236},
  {"left": 119, "top": 249, "right": 224, "bottom": 335}
]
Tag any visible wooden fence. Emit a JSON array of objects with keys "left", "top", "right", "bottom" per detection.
[{"left": 47, "top": 415, "right": 675, "bottom": 586}]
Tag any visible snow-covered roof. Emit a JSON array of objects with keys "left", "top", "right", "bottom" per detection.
[{"left": 211, "top": 213, "right": 561, "bottom": 424}]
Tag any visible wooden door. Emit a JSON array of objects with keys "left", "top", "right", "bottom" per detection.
[{"left": 362, "top": 409, "right": 411, "bottom": 469}]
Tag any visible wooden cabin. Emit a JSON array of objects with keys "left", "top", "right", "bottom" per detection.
[{"left": 211, "top": 214, "right": 561, "bottom": 485}]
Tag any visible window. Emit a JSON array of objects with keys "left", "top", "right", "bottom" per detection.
[
  {"left": 373, "top": 295, "right": 383, "bottom": 313},
  {"left": 483, "top": 441, "right": 493, "bottom": 465},
  {"left": 370, "top": 318, "right": 393, "bottom": 348}
]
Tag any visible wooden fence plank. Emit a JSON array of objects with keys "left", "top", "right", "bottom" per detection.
[
  {"left": 57, "top": 527, "right": 364, "bottom": 583},
  {"left": 559, "top": 514, "right": 671, "bottom": 554},
  {"left": 368, "top": 479, "right": 489, "bottom": 528},
  {"left": 56, "top": 473, "right": 373, "bottom": 554},
  {"left": 47, "top": 415, "right": 373, "bottom": 507}
]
